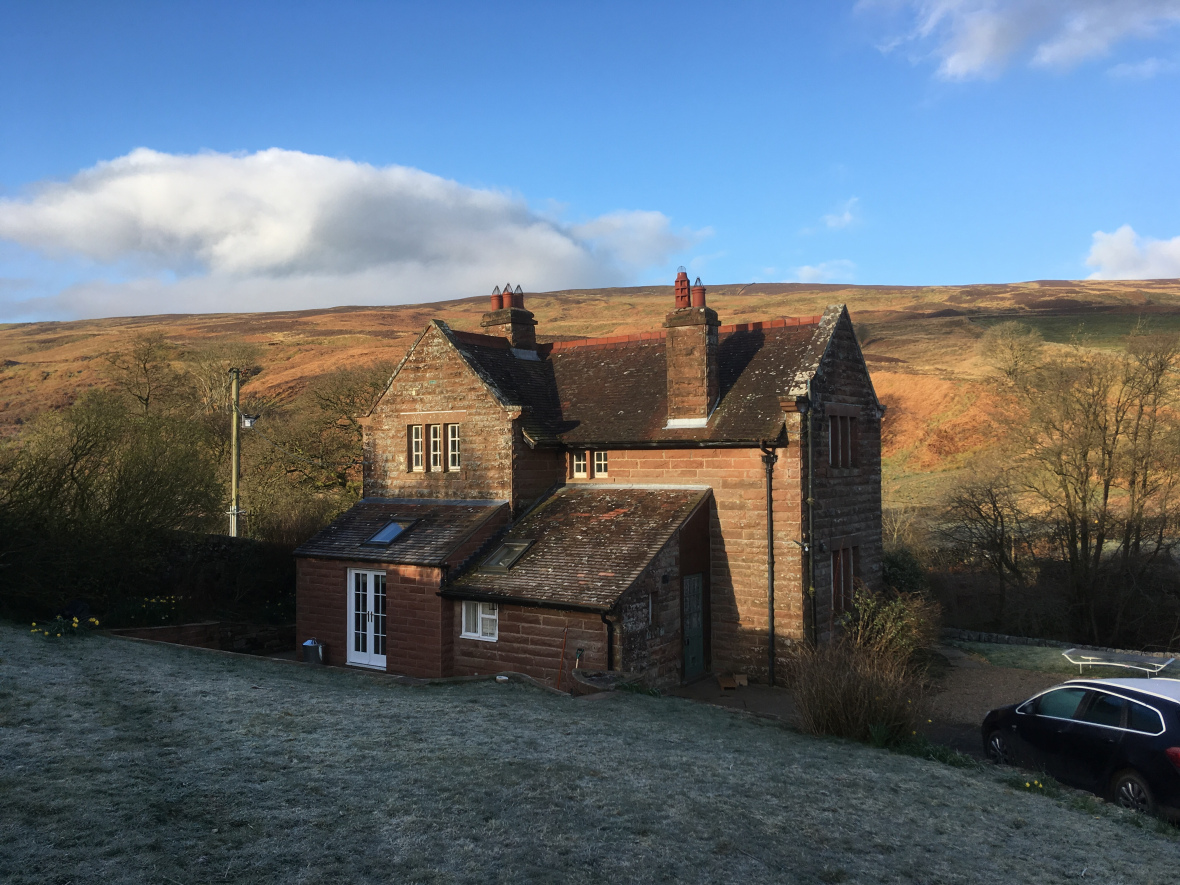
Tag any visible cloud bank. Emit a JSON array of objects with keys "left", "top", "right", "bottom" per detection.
[
  {"left": 0, "top": 148, "right": 704, "bottom": 319},
  {"left": 1086, "top": 225, "right": 1180, "bottom": 280},
  {"left": 864, "top": 0, "right": 1180, "bottom": 80}
]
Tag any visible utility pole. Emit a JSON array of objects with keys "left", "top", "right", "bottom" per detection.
[{"left": 229, "top": 366, "right": 241, "bottom": 537}]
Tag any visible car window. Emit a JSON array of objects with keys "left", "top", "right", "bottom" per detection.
[
  {"left": 1126, "top": 699, "right": 1165, "bottom": 735},
  {"left": 1079, "top": 692, "right": 1125, "bottom": 728},
  {"left": 1036, "top": 687, "right": 1088, "bottom": 720}
]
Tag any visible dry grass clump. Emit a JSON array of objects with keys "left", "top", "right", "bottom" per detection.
[{"left": 788, "top": 588, "right": 940, "bottom": 745}]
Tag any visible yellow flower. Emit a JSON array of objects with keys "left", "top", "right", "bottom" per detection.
[
  {"left": 31, "top": 622, "right": 36, "bottom": 627},
  {"left": 1025, "top": 782, "right": 1030, "bottom": 788}
]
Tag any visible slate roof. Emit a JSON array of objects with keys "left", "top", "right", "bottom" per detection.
[
  {"left": 446, "top": 486, "right": 710, "bottom": 611},
  {"left": 435, "top": 307, "right": 845, "bottom": 447},
  {"left": 294, "top": 498, "right": 508, "bottom": 566}
]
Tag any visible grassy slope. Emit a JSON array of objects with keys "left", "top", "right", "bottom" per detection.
[
  {"left": 3, "top": 279, "right": 1180, "bottom": 510},
  {"left": 2, "top": 624, "right": 1177, "bottom": 885}
]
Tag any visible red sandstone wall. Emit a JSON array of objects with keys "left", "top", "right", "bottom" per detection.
[
  {"left": 451, "top": 604, "right": 607, "bottom": 687},
  {"left": 296, "top": 557, "right": 349, "bottom": 666},
  {"left": 297, "top": 557, "right": 449, "bottom": 676},
  {"left": 364, "top": 326, "right": 516, "bottom": 504},
  {"left": 806, "top": 316, "right": 885, "bottom": 641},
  {"left": 570, "top": 446, "right": 803, "bottom": 682},
  {"left": 617, "top": 540, "right": 682, "bottom": 688}
]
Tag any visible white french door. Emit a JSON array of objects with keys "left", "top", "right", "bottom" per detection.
[{"left": 347, "top": 569, "right": 387, "bottom": 669}]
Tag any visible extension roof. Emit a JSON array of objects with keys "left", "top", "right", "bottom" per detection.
[
  {"left": 445, "top": 485, "right": 710, "bottom": 611},
  {"left": 427, "top": 306, "right": 849, "bottom": 448},
  {"left": 294, "top": 498, "right": 507, "bottom": 566}
]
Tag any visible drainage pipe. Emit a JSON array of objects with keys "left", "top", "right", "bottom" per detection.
[
  {"left": 760, "top": 441, "right": 779, "bottom": 686},
  {"left": 806, "top": 380, "right": 817, "bottom": 645}
]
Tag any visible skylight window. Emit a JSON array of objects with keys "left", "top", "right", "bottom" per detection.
[
  {"left": 481, "top": 540, "right": 533, "bottom": 573},
  {"left": 364, "top": 520, "right": 415, "bottom": 545}
]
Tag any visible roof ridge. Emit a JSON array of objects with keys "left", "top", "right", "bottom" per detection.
[
  {"left": 547, "top": 315, "right": 822, "bottom": 353},
  {"left": 452, "top": 329, "right": 510, "bottom": 349}
]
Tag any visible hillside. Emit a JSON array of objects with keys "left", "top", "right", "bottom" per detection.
[{"left": 3, "top": 278, "right": 1179, "bottom": 509}]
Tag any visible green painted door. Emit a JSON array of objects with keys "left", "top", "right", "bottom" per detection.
[{"left": 683, "top": 573, "right": 704, "bottom": 680}]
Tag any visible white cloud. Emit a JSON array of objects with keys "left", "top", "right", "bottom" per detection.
[
  {"left": 823, "top": 198, "right": 860, "bottom": 230},
  {"left": 0, "top": 148, "right": 706, "bottom": 319},
  {"left": 862, "top": 0, "right": 1180, "bottom": 80},
  {"left": 1108, "top": 56, "right": 1178, "bottom": 78},
  {"left": 794, "top": 259, "right": 857, "bottom": 283},
  {"left": 1086, "top": 224, "right": 1180, "bottom": 279}
]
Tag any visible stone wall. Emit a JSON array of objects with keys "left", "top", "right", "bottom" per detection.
[
  {"left": 110, "top": 621, "right": 295, "bottom": 654},
  {"left": 451, "top": 604, "right": 607, "bottom": 687}
]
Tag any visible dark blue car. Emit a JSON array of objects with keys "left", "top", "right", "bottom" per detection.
[{"left": 982, "top": 677, "right": 1180, "bottom": 817}]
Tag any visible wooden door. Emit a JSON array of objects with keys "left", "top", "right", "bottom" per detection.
[
  {"left": 683, "top": 573, "right": 704, "bottom": 680},
  {"left": 346, "top": 569, "right": 387, "bottom": 669}
]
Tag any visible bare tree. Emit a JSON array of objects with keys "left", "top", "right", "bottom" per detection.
[
  {"left": 103, "top": 333, "right": 182, "bottom": 415},
  {"left": 940, "top": 475, "right": 1031, "bottom": 630},
  {"left": 974, "top": 322, "right": 1180, "bottom": 643}
]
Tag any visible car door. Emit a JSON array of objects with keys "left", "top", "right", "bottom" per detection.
[
  {"left": 1060, "top": 690, "right": 1126, "bottom": 791},
  {"left": 1014, "top": 686, "right": 1089, "bottom": 782}
]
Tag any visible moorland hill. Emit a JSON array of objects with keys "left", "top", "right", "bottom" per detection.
[{"left": 3, "top": 278, "right": 1179, "bottom": 508}]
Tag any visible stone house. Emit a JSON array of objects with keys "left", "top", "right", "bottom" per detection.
[{"left": 295, "top": 272, "right": 884, "bottom": 688}]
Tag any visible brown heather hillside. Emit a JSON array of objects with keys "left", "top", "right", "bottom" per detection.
[{"left": 3, "top": 278, "right": 1180, "bottom": 508}]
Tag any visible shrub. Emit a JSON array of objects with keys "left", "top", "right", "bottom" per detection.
[
  {"left": 883, "top": 547, "right": 927, "bottom": 594},
  {"left": 842, "top": 586, "right": 942, "bottom": 662},
  {"left": 787, "top": 586, "right": 941, "bottom": 745},
  {"left": 786, "top": 640, "right": 926, "bottom": 744}
]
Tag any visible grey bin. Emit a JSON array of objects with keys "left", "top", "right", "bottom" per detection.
[{"left": 302, "top": 639, "right": 324, "bottom": 665}]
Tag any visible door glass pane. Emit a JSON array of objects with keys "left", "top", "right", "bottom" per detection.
[
  {"left": 373, "top": 573, "right": 387, "bottom": 657},
  {"left": 1037, "top": 688, "right": 1087, "bottom": 720},
  {"left": 1080, "top": 692, "right": 1124, "bottom": 728},
  {"left": 354, "top": 572, "right": 367, "bottom": 653}
]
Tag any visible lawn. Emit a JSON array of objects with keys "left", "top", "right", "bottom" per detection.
[{"left": 2, "top": 624, "right": 1178, "bottom": 884}]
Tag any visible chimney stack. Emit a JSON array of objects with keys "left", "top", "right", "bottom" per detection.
[
  {"left": 674, "top": 268, "right": 691, "bottom": 309},
  {"left": 664, "top": 271, "right": 719, "bottom": 426},
  {"left": 481, "top": 282, "right": 537, "bottom": 349}
]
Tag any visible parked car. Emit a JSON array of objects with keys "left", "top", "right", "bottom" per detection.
[{"left": 982, "top": 677, "right": 1180, "bottom": 817}]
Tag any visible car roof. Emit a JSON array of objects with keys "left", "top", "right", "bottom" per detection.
[{"left": 1063, "top": 677, "right": 1180, "bottom": 705}]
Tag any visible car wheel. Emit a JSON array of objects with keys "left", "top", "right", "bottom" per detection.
[
  {"left": 985, "top": 730, "right": 1011, "bottom": 765},
  {"left": 1111, "top": 770, "right": 1156, "bottom": 815}
]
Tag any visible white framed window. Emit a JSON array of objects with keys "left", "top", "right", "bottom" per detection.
[
  {"left": 593, "top": 451, "right": 608, "bottom": 477},
  {"left": 429, "top": 424, "right": 442, "bottom": 471},
  {"left": 447, "top": 424, "right": 461, "bottom": 471},
  {"left": 572, "top": 450, "right": 587, "bottom": 478},
  {"left": 461, "top": 601, "right": 499, "bottom": 641},
  {"left": 410, "top": 425, "right": 424, "bottom": 472}
]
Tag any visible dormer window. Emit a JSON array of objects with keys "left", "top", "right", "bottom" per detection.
[
  {"left": 364, "top": 519, "right": 416, "bottom": 546},
  {"left": 572, "top": 451, "right": 588, "bottom": 478},
  {"left": 480, "top": 540, "right": 533, "bottom": 573}
]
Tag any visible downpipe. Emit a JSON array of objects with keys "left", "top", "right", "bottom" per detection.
[{"left": 760, "top": 441, "right": 778, "bottom": 686}]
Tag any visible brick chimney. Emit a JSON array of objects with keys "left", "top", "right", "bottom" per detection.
[
  {"left": 481, "top": 283, "right": 537, "bottom": 349},
  {"left": 664, "top": 270, "right": 719, "bottom": 426}
]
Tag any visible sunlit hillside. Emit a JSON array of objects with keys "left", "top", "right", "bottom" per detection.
[{"left": 4, "top": 278, "right": 1179, "bottom": 510}]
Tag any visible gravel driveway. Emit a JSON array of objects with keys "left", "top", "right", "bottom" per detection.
[{"left": 922, "top": 644, "right": 1062, "bottom": 756}]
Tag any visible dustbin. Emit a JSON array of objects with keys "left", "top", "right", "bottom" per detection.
[{"left": 302, "top": 638, "right": 324, "bottom": 665}]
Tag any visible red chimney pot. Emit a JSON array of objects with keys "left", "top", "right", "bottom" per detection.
[{"left": 674, "top": 269, "right": 691, "bottom": 309}]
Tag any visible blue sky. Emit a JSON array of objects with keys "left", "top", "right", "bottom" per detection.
[{"left": 1, "top": 0, "right": 1179, "bottom": 321}]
